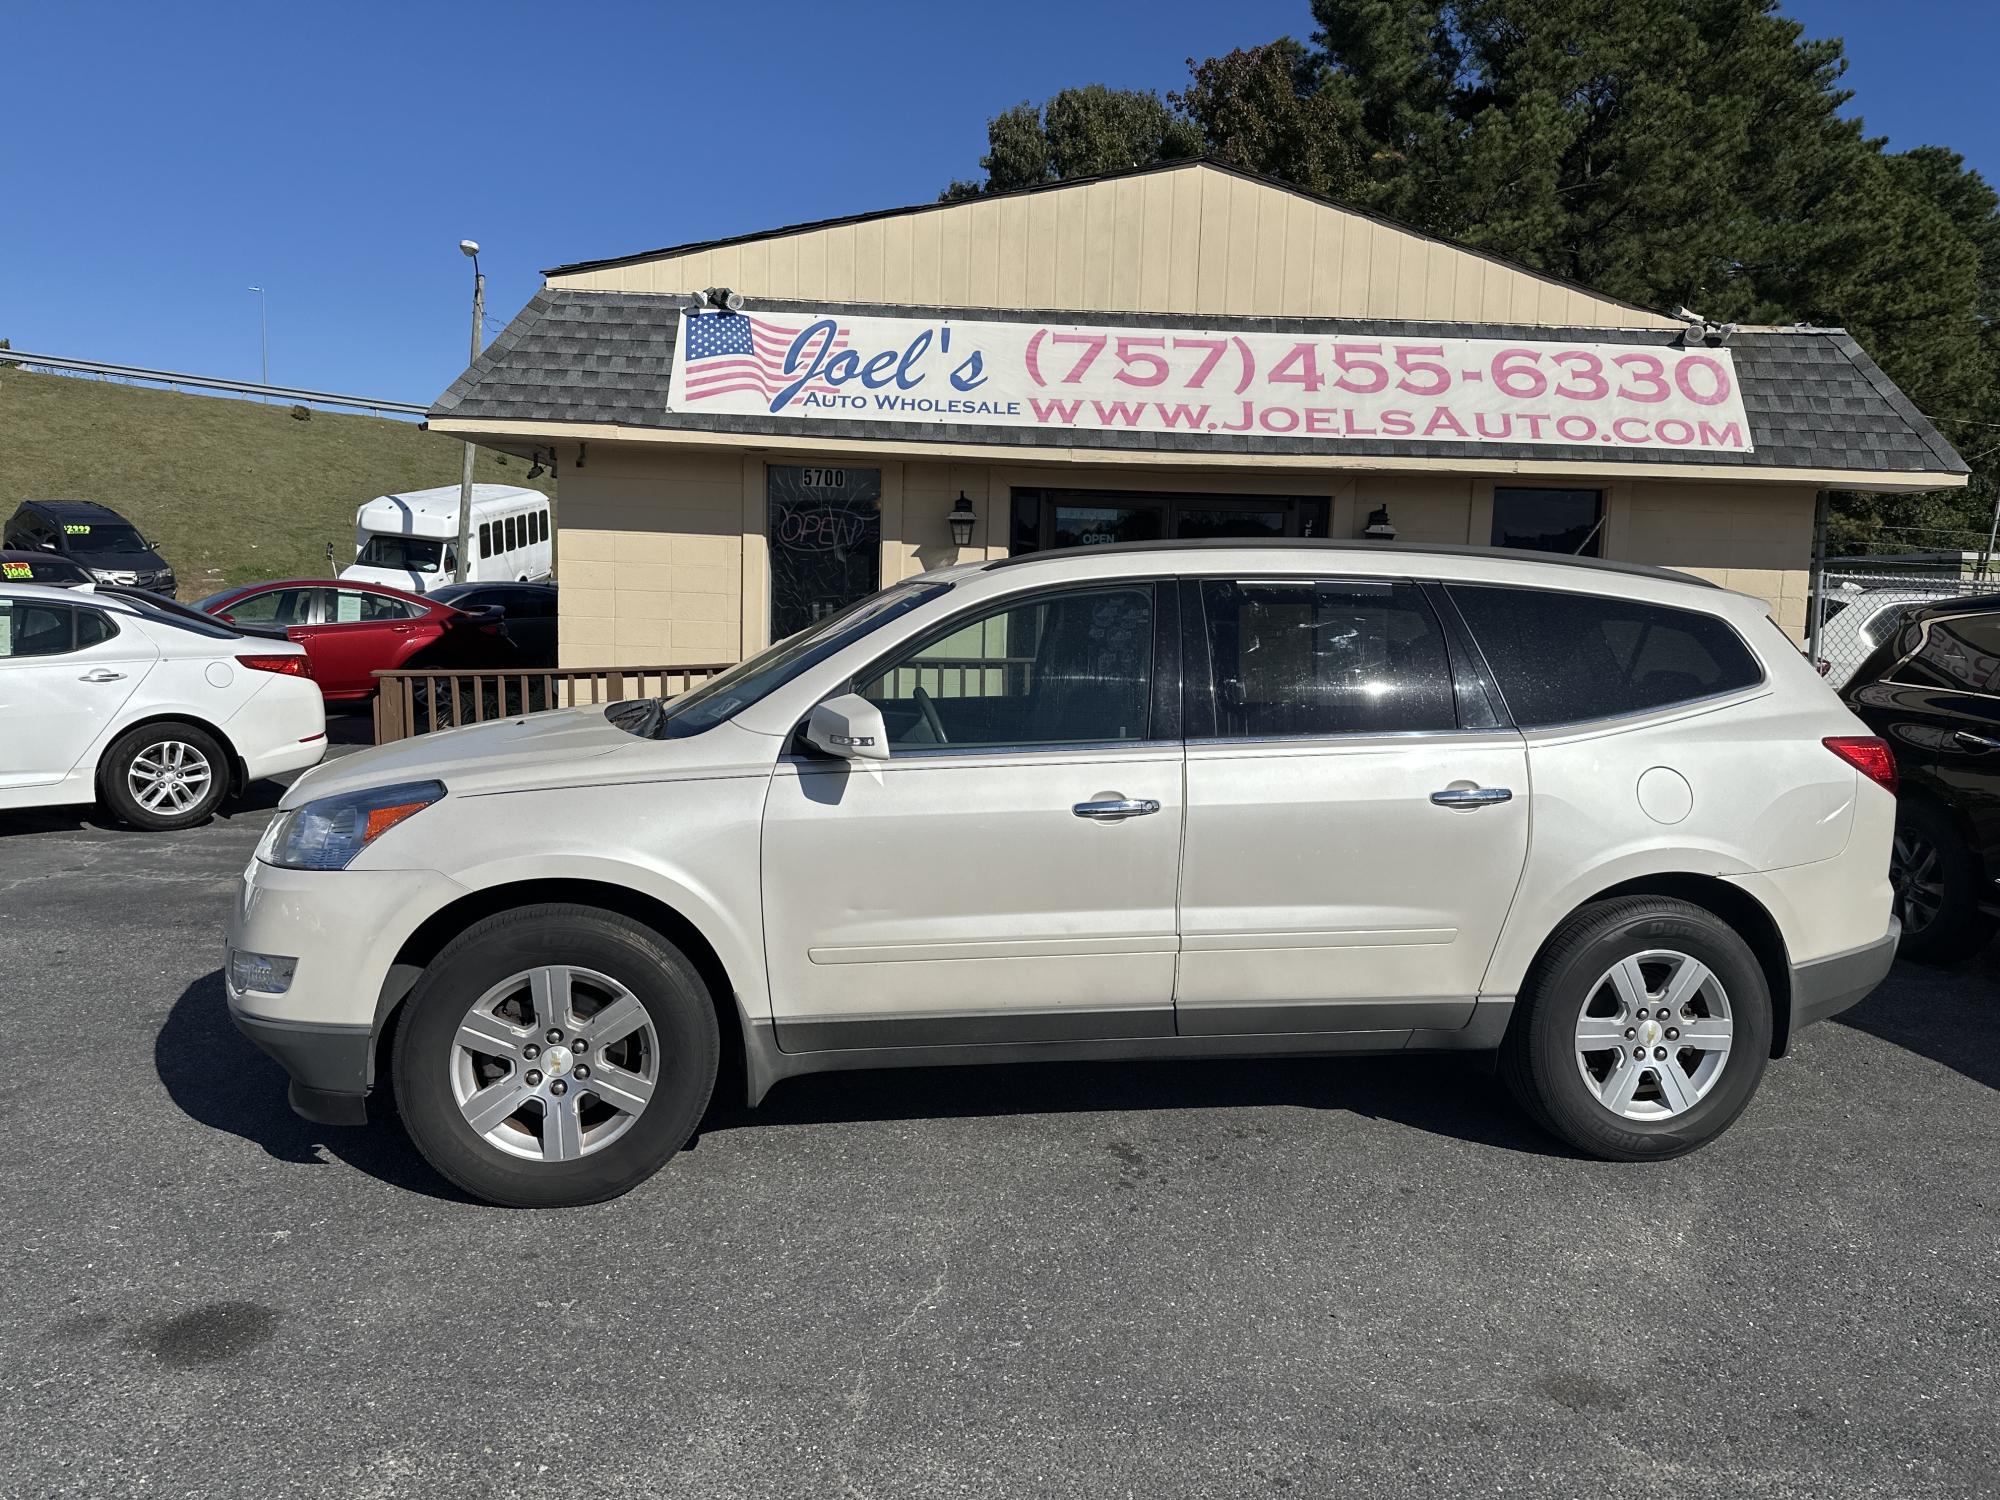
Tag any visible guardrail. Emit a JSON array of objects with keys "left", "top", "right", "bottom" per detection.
[{"left": 372, "top": 664, "right": 728, "bottom": 743}]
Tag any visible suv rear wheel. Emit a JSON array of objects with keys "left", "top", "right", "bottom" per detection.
[
  {"left": 392, "top": 905, "right": 720, "bottom": 1207},
  {"left": 1502, "top": 896, "right": 1772, "bottom": 1161}
]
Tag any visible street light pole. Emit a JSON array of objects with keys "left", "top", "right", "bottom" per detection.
[
  {"left": 454, "top": 242, "right": 484, "bottom": 585},
  {"left": 247, "top": 286, "right": 268, "bottom": 400}
]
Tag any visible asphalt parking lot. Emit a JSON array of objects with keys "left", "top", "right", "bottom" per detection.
[{"left": 3, "top": 719, "right": 1995, "bottom": 1499}]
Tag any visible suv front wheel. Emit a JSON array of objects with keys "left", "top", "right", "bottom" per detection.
[
  {"left": 393, "top": 905, "right": 721, "bottom": 1207},
  {"left": 1502, "top": 897, "right": 1772, "bottom": 1161}
]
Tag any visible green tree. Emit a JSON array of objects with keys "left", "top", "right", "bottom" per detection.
[{"left": 942, "top": 85, "right": 1201, "bottom": 200}]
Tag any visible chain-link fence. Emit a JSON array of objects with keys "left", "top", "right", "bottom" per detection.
[{"left": 1811, "top": 563, "right": 2000, "bottom": 686}]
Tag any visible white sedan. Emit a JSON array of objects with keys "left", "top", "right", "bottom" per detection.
[{"left": 0, "top": 582, "right": 327, "bottom": 830}]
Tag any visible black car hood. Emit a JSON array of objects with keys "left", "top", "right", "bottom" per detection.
[{"left": 71, "top": 549, "right": 170, "bottom": 573}]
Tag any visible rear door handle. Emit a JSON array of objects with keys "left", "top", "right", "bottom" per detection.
[
  {"left": 1954, "top": 730, "right": 2000, "bottom": 751},
  {"left": 1430, "top": 786, "right": 1513, "bottom": 808},
  {"left": 1073, "top": 797, "right": 1161, "bottom": 821},
  {"left": 79, "top": 668, "right": 126, "bottom": 682}
]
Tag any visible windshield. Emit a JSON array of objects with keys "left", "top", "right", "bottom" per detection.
[
  {"left": 356, "top": 536, "right": 446, "bottom": 572},
  {"left": 1, "top": 555, "right": 89, "bottom": 584},
  {"left": 61, "top": 522, "right": 150, "bottom": 556},
  {"left": 608, "top": 580, "right": 954, "bottom": 740}
]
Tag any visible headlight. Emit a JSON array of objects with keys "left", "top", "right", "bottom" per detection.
[{"left": 257, "top": 780, "right": 445, "bottom": 870}]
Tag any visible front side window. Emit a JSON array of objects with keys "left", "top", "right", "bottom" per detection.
[
  {"left": 856, "top": 585, "right": 1155, "bottom": 750},
  {"left": 356, "top": 536, "right": 446, "bottom": 574},
  {"left": 0, "top": 601, "right": 78, "bottom": 658},
  {"left": 1491, "top": 488, "right": 1603, "bottom": 557},
  {"left": 219, "top": 587, "right": 325, "bottom": 625},
  {"left": 1450, "top": 584, "right": 1763, "bottom": 727},
  {"left": 1199, "top": 579, "right": 1457, "bottom": 738},
  {"left": 1896, "top": 611, "right": 2000, "bottom": 696}
]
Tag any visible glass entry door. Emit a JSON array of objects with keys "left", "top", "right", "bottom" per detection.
[
  {"left": 1013, "top": 489, "right": 1326, "bottom": 556},
  {"left": 769, "top": 465, "right": 881, "bottom": 639}
]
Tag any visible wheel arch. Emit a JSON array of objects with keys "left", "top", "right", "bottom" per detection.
[
  {"left": 94, "top": 710, "right": 249, "bottom": 796},
  {"left": 369, "top": 877, "right": 749, "bottom": 1104},
  {"left": 1519, "top": 873, "right": 1796, "bottom": 1057}
]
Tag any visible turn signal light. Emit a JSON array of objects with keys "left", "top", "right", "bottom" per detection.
[
  {"left": 1824, "top": 736, "right": 1897, "bottom": 795},
  {"left": 237, "top": 653, "right": 312, "bottom": 677}
]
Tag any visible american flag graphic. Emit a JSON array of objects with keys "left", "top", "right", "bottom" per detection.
[{"left": 677, "top": 312, "right": 850, "bottom": 403}]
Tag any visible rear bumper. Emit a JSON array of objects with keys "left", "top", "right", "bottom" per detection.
[
  {"left": 1789, "top": 922, "right": 1900, "bottom": 1034},
  {"left": 231, "top": 1011, "right": 373, "bottom": 1126}
]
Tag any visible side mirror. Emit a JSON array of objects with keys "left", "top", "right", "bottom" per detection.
[
  {"left": 805, "top": 693, "right": 890, "bottom": 761},
  {"left": 40, "top": 539, "right": 58, "bottom": 551}
]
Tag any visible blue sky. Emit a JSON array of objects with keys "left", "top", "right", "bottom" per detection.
[{"left": 2, "top": 0, "right": 1993, "bottom": 406}]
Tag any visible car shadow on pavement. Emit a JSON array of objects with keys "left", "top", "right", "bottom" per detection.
[
  {"left": 1837, "top": 956, "right": 1997, "bottom": 1091},
  {"left": 700, "top": 1052, "right": 1580, "bottom": 1159},
  {"left": 155, "top": 971, "right": 475, "bottom": 1203}
]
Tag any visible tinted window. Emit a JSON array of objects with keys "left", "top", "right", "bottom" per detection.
[
  {"left": 222, "top": 587, "right": 324, "bottom": 625},
  {"left": 0, "top": 555, "right": 90, "bottom": 585},
  {"left": 76, "top": 610, "right": 117, "bottom": 647},
  {"left": 1199, "top": 579, "right": 1456, "bottom": 737},
  {"left": 479, "top": 523, "right": 492, "bottom": 560},
  {"left": 1491, "top": 488, "right": 1603, "bottom": 556},
  {"left": 1451, "top": 585, "right": 1763, "bottom": 727},
  {"left": 858, "top": 586, "right": 1154, "bottom": 749},
  {"left": 0, "top": 601, "right": 76, "bottom": 657},
  {"left": 1897, "top": 611, "right": 2000, "bottom": 695},
  {"left": 60, "top": 522, "right": 150, "bottom": 557},
  {"left": 333, "top": 589, "right": 421, "bottom": 623}
]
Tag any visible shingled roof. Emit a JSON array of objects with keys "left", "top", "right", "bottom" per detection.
[{"left": 431, "top": 289, "right": 1967, "bottom": 480}]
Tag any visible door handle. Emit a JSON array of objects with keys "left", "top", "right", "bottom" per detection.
[
  {"left": 1430, "top": 786, "right": 1513, "bottom": 808},
  {"left": 1954, "top": 730, "right": 2000, "bottom": 752},
  {"left": 79, "top": 668, "right": 126, "bottom": 682},
  {"left": 1073, "top": 797, "right": 1161, "bottom": 821}
]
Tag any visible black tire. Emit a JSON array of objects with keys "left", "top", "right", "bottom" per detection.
[
  {"left": 392, "top": 905, "right": 720, "bottom": 1208},
  {"left": 98, "top": 720, "right": 230, "bottom": 830},
  {"left": 1500, "top": 896, "right": 1772, "bottom": 1161},
  {"left": 1892, "top": 798, "right": 1993, "bottom": 965}
]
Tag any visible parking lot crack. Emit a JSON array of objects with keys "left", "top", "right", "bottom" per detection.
[{"left": 833, "top": 1249, "right": 950, "bottom": 1499}]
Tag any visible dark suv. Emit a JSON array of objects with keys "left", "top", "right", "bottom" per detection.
[
  {"left": 3, "top": 499, "right": 176, "bottom": 595},
  {"left": 1842, "top": 593, "right": 2000, "bottom": 961}
]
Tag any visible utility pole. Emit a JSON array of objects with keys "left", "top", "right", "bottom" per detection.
[
  {"left": 454, "top": 242, "right": 484, "bottom": 584},
  {"left": 247, "top": 286, "right": 268, "bottom": 400}
]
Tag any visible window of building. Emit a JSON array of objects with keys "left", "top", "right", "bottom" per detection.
[
  {"left": 857, "top": 585, "right": 1155, "bottom": 749},
  {"left": 1491, "top": 488, "right": 1604, "bottom": 557},
  {"left": 1449, "top": 585, "right": 1763, "bottom": 727},
  {"left": 1009, "top": 490, "right": 1331, "bottom": 556},
  {"left": 769, "top": 465, "right": 883, "bottom": 639},
  {"left": 1198, "top": 579, "right": 1457, "bottom": 738}
]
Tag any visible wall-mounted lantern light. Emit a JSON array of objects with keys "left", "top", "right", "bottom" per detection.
[
  {"left": 947, "top": 491, "right": 978, "bottom": 548},
  {"left": 1364, "top": 504, "right": 1397, "bottom": 541}
]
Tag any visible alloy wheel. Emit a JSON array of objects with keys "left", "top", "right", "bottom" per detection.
[
  {"left": 1891, "top": 830, "right": 1944, "bottom": 936},
  {"left": 127, "top": 740, "right": 214, "bottom": 815},
  {"left": 449, "top": 965, "right": 660, "bottom": 1163},
  {"left": 1573, "top": 949, "right": 1734, "bottom": 1121}
]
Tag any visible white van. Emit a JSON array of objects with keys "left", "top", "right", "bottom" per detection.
[{"left": 339, "top": 484, "right": 551, "bottom": 593}]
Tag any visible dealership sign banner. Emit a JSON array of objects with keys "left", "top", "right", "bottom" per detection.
[{"left": 669, "top": 309, "right": 1753, "bottom": 454}]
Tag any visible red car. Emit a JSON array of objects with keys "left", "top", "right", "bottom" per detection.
[{"left": 194, "top": 579, "right": 514, "bottom": 702}]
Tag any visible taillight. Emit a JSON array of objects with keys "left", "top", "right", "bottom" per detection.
[
  {"left": 1824, "top": 735, "right": 1896, "bottom": 795},
  {"left": 237, "top": 653, "right": 312, "bottom": 678}
]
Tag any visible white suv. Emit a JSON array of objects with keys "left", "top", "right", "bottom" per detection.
[{"left": 226, "top": 541, "right": 1899, "bottom": 1207}]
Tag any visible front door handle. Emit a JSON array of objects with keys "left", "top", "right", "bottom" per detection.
[
  {"left": 1430, "top": 786, "right": 1513, "bottom": 808},
  {"left": 1073, "top": 797, "right": 1161, "bottom": 821},
  {"left": 1954, "top": 730, "right": 2000, "bottom": 752},
  {"left": 79, "top": 668, "right": 126, "bottom": 682}
]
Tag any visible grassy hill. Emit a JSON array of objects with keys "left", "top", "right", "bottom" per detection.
[{"left": 0, "top": 368, "right": 551, "bottom": 596}]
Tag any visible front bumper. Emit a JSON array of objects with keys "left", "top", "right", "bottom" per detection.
[
  {"left": 1789, "top": 921, "right": 1900, "bottom": 1034},
  {"left": 232, "top": 1012, "right": 373, "bottom": 1126}
]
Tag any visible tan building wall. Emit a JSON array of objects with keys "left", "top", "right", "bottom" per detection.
[
  {"left": 553, "top": 446, "right": 1817, "bottom": 667},
  {"left": 551, "top": 163, "right": 1677, "bottom": 330}
]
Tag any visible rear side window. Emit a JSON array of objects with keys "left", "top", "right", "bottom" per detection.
[
  {"left": 1896, "top": 611, "right": 2000, "bottom": 696},
  {"left": 1199, "top": 579, "right": 1457, "bottom": 737},
  {"left": 0, "top": 601, "right": 77, "bottom": 657},
  {"left": 1449, "top": 584, "right": 1763, "bottom": 728}
]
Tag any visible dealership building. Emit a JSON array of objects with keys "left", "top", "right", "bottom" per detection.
[{"left": 428, "top": 160, "right": 1967, "bottom": 666}]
